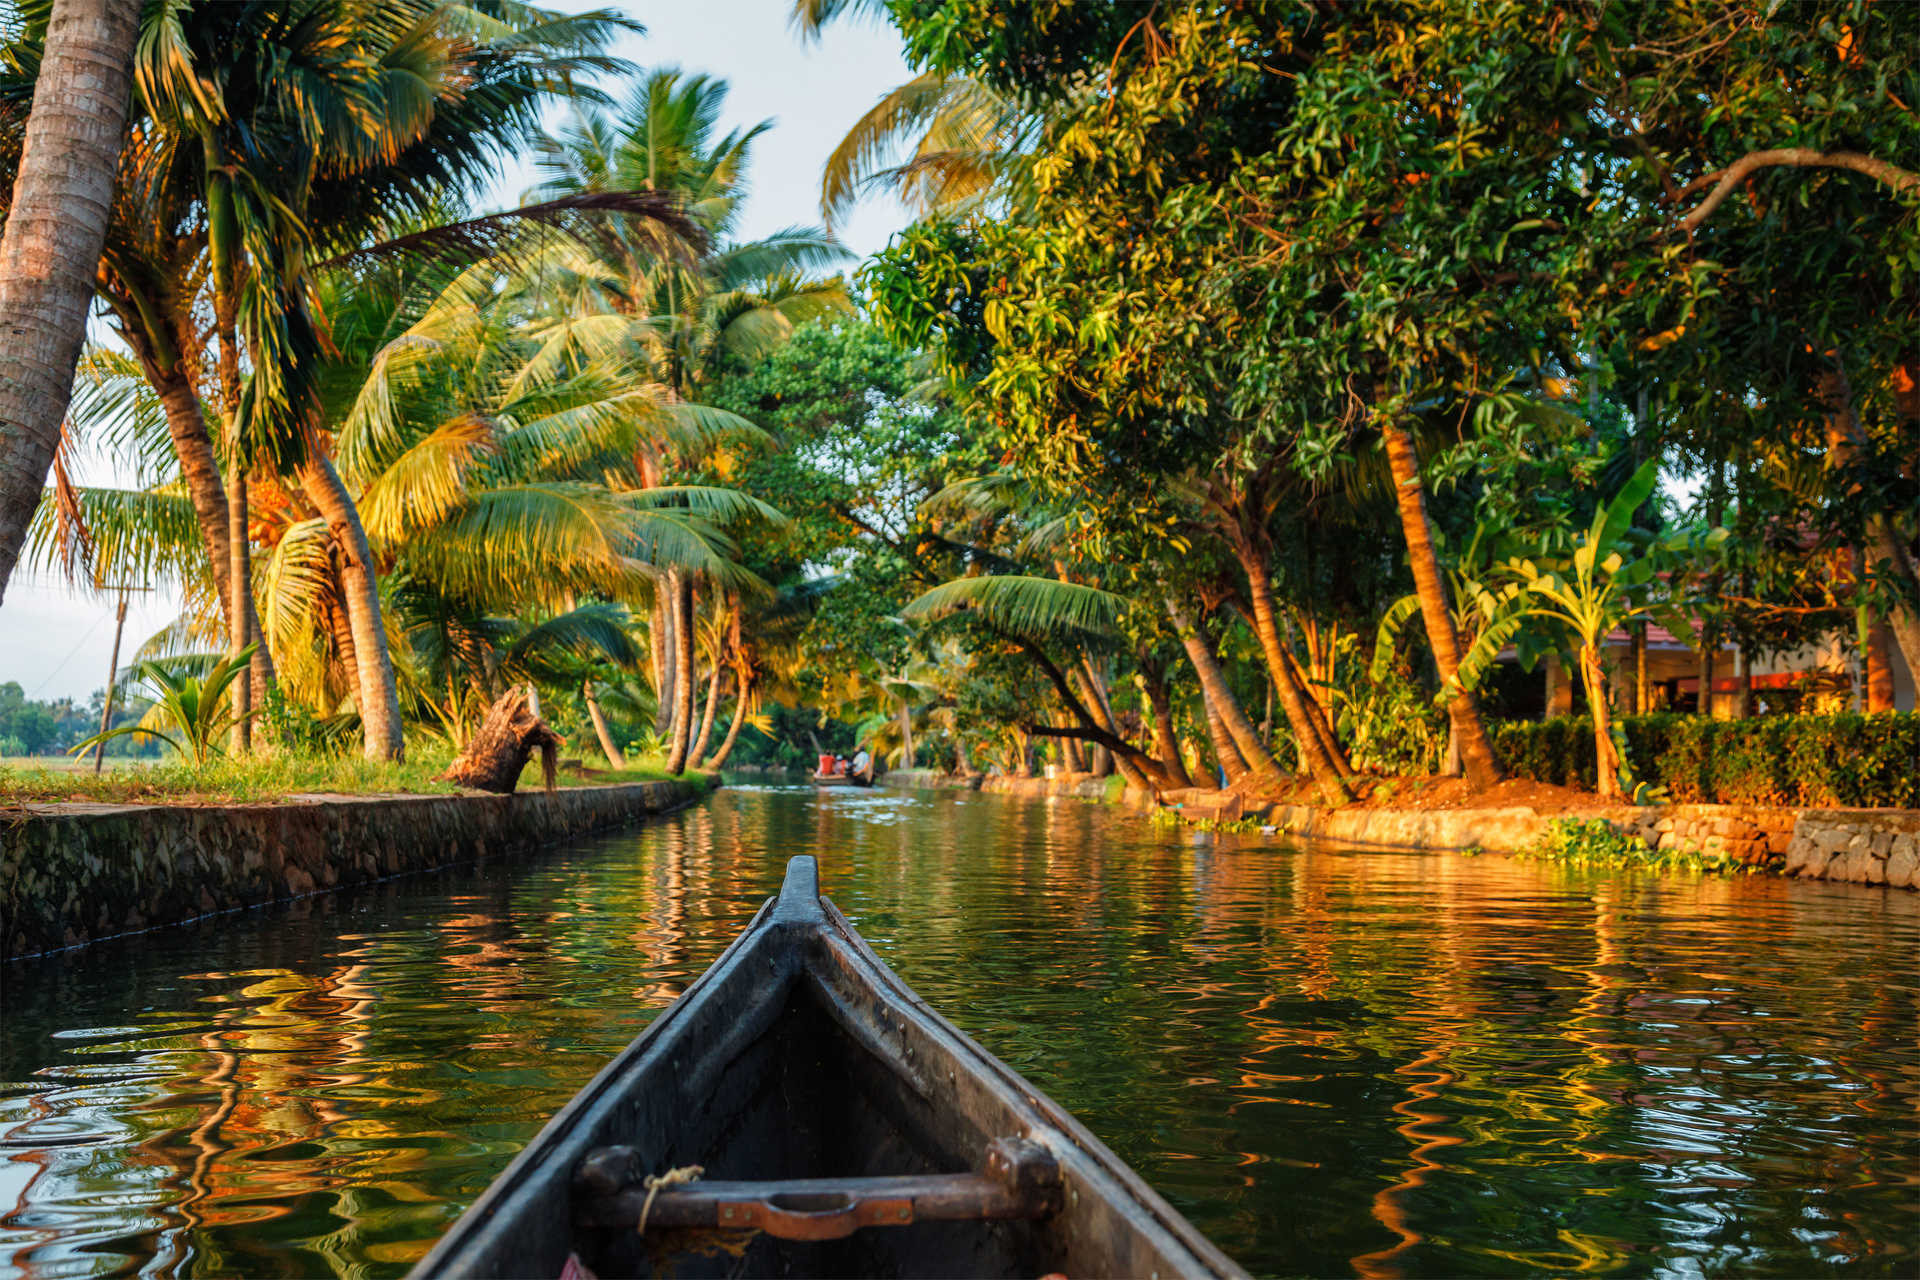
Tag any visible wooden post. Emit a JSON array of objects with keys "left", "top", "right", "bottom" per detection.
[{"left": 92, "top": 591, "right": 127, "bottom": 774}]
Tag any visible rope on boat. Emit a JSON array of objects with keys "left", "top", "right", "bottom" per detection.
[{"left": 635, "top": 1164, "right": 705, "bottom": 1235}]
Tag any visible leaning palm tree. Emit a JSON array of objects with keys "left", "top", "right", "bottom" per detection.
[
  {"left": 0, "top": 0, "right": 141, "bottom": 607},
  {"left": 902, "top": 573, "right": 1187, "bottom": 791}
]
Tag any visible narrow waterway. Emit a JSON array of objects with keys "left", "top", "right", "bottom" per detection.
[{"left": 2, "top": 784, "right": 1915, "bottom": 1279}]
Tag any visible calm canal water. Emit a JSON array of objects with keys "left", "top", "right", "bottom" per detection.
[{"left": 2, "top": 784, "right": 1916, "bottom": 1279}]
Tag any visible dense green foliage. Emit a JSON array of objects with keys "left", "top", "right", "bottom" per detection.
[
  {"left": 2, "top": 0, "right": 1914, "bottom": 805},
  {"left": 846, "top": 0, "right": 1918, "bottom": 801},
  {"left": 1493, "top": 712, "right": 1920, "bottom": 808}
]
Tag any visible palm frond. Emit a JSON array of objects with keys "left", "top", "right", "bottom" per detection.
[{"left": 903, "top": 575, "right": 1124, "bottom": 641}]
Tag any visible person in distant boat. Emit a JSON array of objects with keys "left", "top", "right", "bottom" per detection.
[
  {"left": 851, "top": 746, "right": 871, "bottom": 780},
  {"left": 834, "top": 755, "right": 849, "bottom": 775}
]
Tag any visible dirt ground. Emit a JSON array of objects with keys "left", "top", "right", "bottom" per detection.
[{"left": 1256, "top": 773, "right": 1616, "bottom": 813}]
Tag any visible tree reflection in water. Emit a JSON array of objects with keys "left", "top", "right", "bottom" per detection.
[{"left": 1, "top": 784, "right": 1915, "bottom": 1278}]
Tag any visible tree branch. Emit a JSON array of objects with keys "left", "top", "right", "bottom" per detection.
[{"left": 1676, "top": 149, "right": 1920, "bottom": 233}]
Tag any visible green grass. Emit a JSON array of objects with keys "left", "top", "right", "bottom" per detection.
[
  {"left": 0, "top": 754, "right": 155, "bottom": 774},
  {"left": 0, "top": 747, "right": 691, "bottom": 807}
]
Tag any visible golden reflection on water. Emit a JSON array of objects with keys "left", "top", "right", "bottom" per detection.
[{"left": 2, "top": 785, "right": 1917, "bottom": 1279}]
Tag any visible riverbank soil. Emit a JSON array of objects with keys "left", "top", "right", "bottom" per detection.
[
  {"left": 1260, "top": 773, "right": 1611, "bottom": 813},
  {"left": 947, "top": 770, "right": 1919, "bottom": 891}
]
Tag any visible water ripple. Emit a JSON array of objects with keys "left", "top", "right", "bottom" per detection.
[{"left": 0, "top": 787, "right": 1914, "bottom": 1278}]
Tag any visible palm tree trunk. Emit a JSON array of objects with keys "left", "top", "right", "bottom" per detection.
[
  {"left": 689, "top": 665, "right": 722, "bottom": 768},
  {"left": 1062, "top": 732, "right": 1085, "bottom": 773},
  {"left": 326, "top": 588, "right": 358, "bottom": 710},
  {"left": 1201, "top": 687, "right": 1249, "bottom": 786},
  {"left": 301, "top": 455, "right": 403, "bottom": 760},
  {"left": 584, "top": 679, "right": 626, "bottom": 769},
  {"left": 1273, "top": 617, "right": 1355, "bottom": 778},
  {"left": 1073, "top": 663, "right": 1114, "bottom": 777},
  {"left": 1866, "top": 517, "right": 1920, "bottom": 679},
  {"left": 0, "top": 0, "right": 140, "bottom": 605},
  {"left": 227, "top": 468, "right": 252, "bottom": 753},
  {"left": 1012, "top": 727, "right": 1033, "bottom": 777},
  {"left": 664, "top": 571, "right": 696, "bottom": 773},
  {"left": 1865, "top": 618, "right": 1896, "bottom": 712},
  {"left": 1580, "top": 644, "right": 1621, "bottom": 800},
  {"left": 1166, "top": 594, "right": 1283, "bottom": 790},
  {"left": 705, "top": 677, "right": 752, "bottom": 769},
  {"left": 898, "top": 698, "right": 915, "bottom": 770},
  {"left": 149, "top": 368, "right": 237, "bottom": 621},
  {"left": 1379, "top": 418, "right": 1503, "bottom": 790},
  {"left": 1136, "top": 664, "right": 1194, "bottom": 789},
  {"left": 650, "top": 591, "right": 673, "bottom": 735},
  {"left": 1822, "top": 361, "right": 1920, "bottom": 681},
  {"left": 1233, "top": 556, "right": 1354, "bottom": 804}
]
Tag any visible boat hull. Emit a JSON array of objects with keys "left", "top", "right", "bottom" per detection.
[{"left": 412, "top": 857, "right": 1242, "bottom": 1279}]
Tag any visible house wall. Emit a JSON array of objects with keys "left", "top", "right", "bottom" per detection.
[{"left": 1588, "top": 629, "right": 1914, "bottom": 716}]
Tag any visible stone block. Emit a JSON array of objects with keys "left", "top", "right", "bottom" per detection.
[
  {"left": 1885, "top": 843, "right": 1917, "bottom": 890},
  {"left": 1786, "top": 840, "right": 1829, "bottom": 878},
  {"left": 1814, "top": 827, "right": 1852, "bottom": 855},
  {"left": 1766, "top": 829, "right": 1794, "bottom": 855}
]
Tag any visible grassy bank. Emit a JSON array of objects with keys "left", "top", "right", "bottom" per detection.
[{"left": 0, "top": 748, "right": 692, "bottom": 807}]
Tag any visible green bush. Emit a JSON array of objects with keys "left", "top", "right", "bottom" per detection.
[{"left": 1491, "top": 712, "right": 1919, "bottom": 808}]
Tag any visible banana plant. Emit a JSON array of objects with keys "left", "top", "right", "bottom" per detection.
[
  {"left": 70, "top": 645, "right": 261, "bottom": 768},
  {"left": 1454, "top": 460, "right": 1725, "bottom": 800}
]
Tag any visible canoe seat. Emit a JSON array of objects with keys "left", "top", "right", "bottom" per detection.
[{"left": 572, "top": 1136, "right": 1063, "bottom": 1242}]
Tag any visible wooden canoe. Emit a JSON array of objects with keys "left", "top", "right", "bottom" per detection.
[
  {"left": 812, "top": 771, "right": 873, "bottom": 787},
  {"left": 412, "top": 856, "right": 1244, "bottom": 1280}
]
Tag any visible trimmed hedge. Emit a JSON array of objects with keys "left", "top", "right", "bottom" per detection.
[{"left": 1490, "top": 712, "right": 1920, "bottom": 808}]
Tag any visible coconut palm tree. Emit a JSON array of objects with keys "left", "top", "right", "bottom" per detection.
[
  {"left": 280, "top": 252, "right": 779, "bottom": 739},
  {"left": 0, "top": 0, "right": 141, "bottom": 606},
  {"left": 789, "top": 0, "right": 1034, "bottom": 232},
  {"left": 530, "top": 68, "right": 850, "bottom": 772},
  {"left": 44, "top": 0, "right": 648, "bottom": 758}
]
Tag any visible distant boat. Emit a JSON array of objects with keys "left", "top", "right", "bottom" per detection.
[
  {"left": 812, "top": 769, "right": 872, "bottom": 788},
  {"left": 413, "top": 856, "right": 1243, "bottom": 1280}
]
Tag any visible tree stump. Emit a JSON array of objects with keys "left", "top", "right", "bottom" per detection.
[{"left": 440, "top": 687, "right": 563, "bottom": 794}]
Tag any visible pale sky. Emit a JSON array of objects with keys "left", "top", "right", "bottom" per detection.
[{"left": 0, "top": 0, "right": 913, "bottom": 704}]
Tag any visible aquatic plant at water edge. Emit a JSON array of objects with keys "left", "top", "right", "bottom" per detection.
[{"left": 1520, "top": 817, "right": 1738, "bottom": 875}]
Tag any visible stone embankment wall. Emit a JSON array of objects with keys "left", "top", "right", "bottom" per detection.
[
  {"left": 1, "top": 777, "right": 715, "bottom": 960},
  {"left": 904, "top": 770, "right": 1918, "bottom": 890},
  {"left": 882, "top": 768, "right": 982, "bottom": 790}
]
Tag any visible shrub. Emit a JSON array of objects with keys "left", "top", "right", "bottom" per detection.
[{"left": 1491, "top": 712, "right": 1919, "bottom": 808}]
